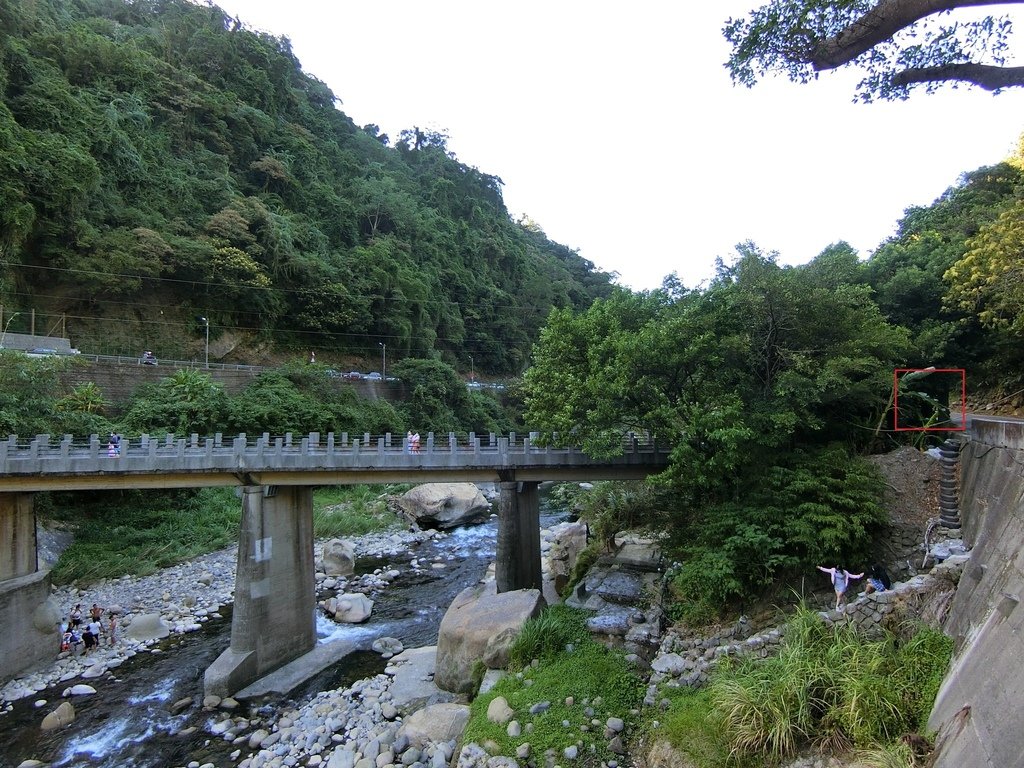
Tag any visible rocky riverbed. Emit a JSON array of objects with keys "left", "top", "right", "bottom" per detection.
[{"left": 0, "top": 528, "right": 440, "bottom": 711}]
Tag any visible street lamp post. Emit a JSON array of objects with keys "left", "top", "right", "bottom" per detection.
[
  {"left": 469, "top": 355, "right": 474, "bottom": 381},
  {"left": 379, "top": 342, "right": 386, "bottom": 380},
  {"left": 199, "top": 316, "right": 209, "bottom": 368}
]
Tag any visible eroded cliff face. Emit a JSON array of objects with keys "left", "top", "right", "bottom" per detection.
[{"left": 929, "top": 420, "right": 1024, "bottom": 768}]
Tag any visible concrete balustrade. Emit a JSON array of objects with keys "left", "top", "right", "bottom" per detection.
[{"left": 0, "top": 431, "right": 668, "bottom": 491}]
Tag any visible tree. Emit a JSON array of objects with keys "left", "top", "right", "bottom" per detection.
[
  {"left": 724, "top": 0, "right": 1024, "bottom": 101},
  {"left": 945, "top": 197, "right": 1024, "bottom": 333}
]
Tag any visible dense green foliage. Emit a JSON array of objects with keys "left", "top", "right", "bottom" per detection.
[
  {"left": 311, "top": 485, "right": 408, "bottom": 539},
  {"left": 465, "top": 606, "right": 644, "bottom": 767},
  {"left": 523, "top": 247, "right": 904, "bottom": 612},
  {"left": 45, "top": 483, "right": 402, "bottom": 585},
  {"left": 655, "top": 609, "right": 952, "bottom": 767},
  {"left": 0, "top": 0, "right": 613, "bottom": 372}
]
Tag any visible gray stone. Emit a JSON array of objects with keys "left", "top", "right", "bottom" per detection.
[
  {"left": 487, "top": 696, "right": 514, "bottom": 724},
  {"left": 435, "top": 584, "right": 543, "bottom": 693},
  {"left": 40, "top": 701, "right": 75, "bottom": 730},
  {"left": 397, "top": 484, "right": 491, "bottom": 530},
  {"left": 397, "top": 703, "right": 471, "bottom": 748},
  {"left": 322, "top": 539, "right": 356, "bottom": 577},
  {"left": 125, "top": 612, "right": 171, "bottom": 641}
]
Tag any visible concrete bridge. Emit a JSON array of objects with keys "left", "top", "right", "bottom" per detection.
[{"left": 0, "top": 431, "right": 669, "bottom": 695}]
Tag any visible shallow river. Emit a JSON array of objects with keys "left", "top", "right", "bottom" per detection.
[{"left": 0, "top": 497, "right": 569, "bottom": 768}]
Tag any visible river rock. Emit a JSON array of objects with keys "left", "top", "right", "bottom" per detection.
[
  {"left": 397, "top": 703, "right": 471, "bottom": 748},
  {"left": 41, "top": 701, "right": 75, "bottom": 730},
  {"left": 546, "top": 522, "right": 589, "bottom": 595},
  {"left": 328, "top": 594, "right": 374, "bottom": 623},
  {"left": 372, "top": 637, "right": 404, "bottom": 657},
  {"left": 396, "top": 484, "right": 491, "bottom": 530},
  {"left": 487, "top": 696, "right": 514, "bottom": 724},
  {"left": 66, "top": 684, "right": 97, "bottom": 696},
  {"left": 435, "top": 584, "right": 543, "bottom": 694},
  {"left": 31, "top": 597, "right": 63, "bottom": 634},
  {"left": 322, "top": 539, "right": 356, "bottom": 577},
  {"left": 124, "top": 613, "right": 171, "bottom": 641}
]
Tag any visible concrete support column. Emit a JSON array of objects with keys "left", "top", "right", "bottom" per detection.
[
  {"left": 205, "top": 485, "right": 315, "bottom": 697},
  {"left": 496, "top": 480, "right": 542, "bottom": 592},
  {"left": 0, "top": 492, "right": 36, "bottom": 581}
]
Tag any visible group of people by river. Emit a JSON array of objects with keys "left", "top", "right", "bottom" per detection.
[{"left": 60, "top": 601, "right": 118, "bottom": 655}]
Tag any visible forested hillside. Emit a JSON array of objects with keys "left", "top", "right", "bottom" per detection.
[{"left": 0, "top": 0, "right": 614, "bottom": 373}]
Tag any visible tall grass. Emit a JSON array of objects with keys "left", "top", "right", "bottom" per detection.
[
  {"left": 49, "top": 487, "right": 241, "bottom": 585},
  {"left": 312, "top": 484, "right": 407, "bottom": 538},
  {"left": 507, "top": 604, "right": 592, "bottom": 668},
  {"left": 705, "top": 607, "right": 953, "bottom": 763}
]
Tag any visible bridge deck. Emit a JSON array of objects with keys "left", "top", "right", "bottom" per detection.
[{"left": 0, "top": 432, "right": 670, "bottom": 491}]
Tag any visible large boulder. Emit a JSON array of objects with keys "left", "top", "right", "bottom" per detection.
[
  {"left": 322, "top": 538, "right": 356, "bottom": 577},
  {"left": 40, "top": 701, "right": 75, "bottom": 731},
  {"left": 547, "top": 521, "right": 589, "bottom": 595},
  {"left": 397, "top": 483, "right": 491, "bottom": 530},
  {"left": 322, "top": 593, "right": 373, "bottom": 623},
  {"left": 124, "top": 613, "right": 171, "bottom": 641},
  {"left": 435, "top": 584, "right": 544, "bottom": 694},
  {"left": 396, "top": 703, "right": 471, "bottom": 748}
]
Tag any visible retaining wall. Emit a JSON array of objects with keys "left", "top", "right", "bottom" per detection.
[{"left": 928, "top": 422, "right": 1024, "bottom": 768}]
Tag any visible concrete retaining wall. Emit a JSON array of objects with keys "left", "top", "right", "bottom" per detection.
[
  {"left": 928, "top": 432, "right": 1024, "bottom": 768},
  {"left": 0, "top": 571, "right": 57, "bottom": 682}
]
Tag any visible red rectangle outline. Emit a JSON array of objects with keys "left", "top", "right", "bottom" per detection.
[{"left": 893, "top": 368, "right": 967, "bottom": 432}]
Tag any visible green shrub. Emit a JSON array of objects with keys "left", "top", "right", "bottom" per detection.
[{"left": 49, "top": 488, "right": 240, "bottom": 585}]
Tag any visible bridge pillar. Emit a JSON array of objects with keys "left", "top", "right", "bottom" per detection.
[
  {"left": 496, "top": 481, "right": 542, "bottom": 592},
  {"left": 205, "top": 485, "right": 315, "bottom": 697},
  {"left": 0, "top": 492, "right": 60, "bottom": 685},
  {"left": 0, "top": 492, "right": 36, "bottom": 581}
]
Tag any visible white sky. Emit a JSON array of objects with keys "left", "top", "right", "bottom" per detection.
[{"left": 213, "top": 1, "right": 1024, "bottom": 291}]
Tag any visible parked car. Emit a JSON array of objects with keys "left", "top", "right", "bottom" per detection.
[
  {"left": 342, "top": 371, "right": 364, "bottom": 380},
  {"left": 140, "top": 351, "right": 158, "bottom": 366},
  {"left": 365, "top": 371, "right": 382, "bottom": 381}
]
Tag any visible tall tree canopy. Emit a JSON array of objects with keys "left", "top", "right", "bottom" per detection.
[
  {"left": 0, "top": 0, "right": 614, "bottom": 372},
  {"left": 725, "top": 0, "right": 1024, "bottom": 101}
]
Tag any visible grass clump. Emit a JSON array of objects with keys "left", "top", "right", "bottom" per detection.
[
  {"left": 649, "top": 608, "right": 952, "bottom": 768},
  {"left": 507, "top": 604, "right": 591, "bottom": 668},
  {"left": 704, "top": 607, "right": 952, "bottom": 763},
  {"left": 49, "top": 488, "right": 240, "bottom": 585},
  {"left": 464, "top": 606, "right": 644, "bottom": 767},
  {"left": 312, "top": 484, "right": 407, "bottom": 538}
]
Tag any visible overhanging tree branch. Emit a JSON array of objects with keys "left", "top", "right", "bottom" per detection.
[
  {"left": 812, "top": 0, "right": 1022, "bottom": 69},
  {"left": 892, "top": 61, "right": 1024, "bottom": 88}
]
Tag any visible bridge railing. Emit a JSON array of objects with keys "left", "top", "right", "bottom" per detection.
[{"left": 0, "top": 431, "right": 666, "bottom": 475}]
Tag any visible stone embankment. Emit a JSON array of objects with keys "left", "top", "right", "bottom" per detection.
[{"left": 644, "top": 537, "right": 968, "bottom": 701}]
